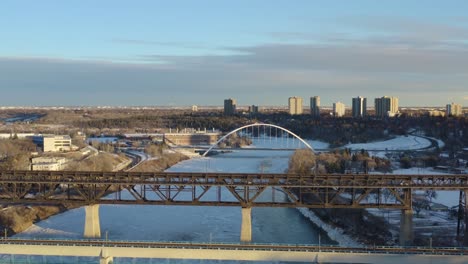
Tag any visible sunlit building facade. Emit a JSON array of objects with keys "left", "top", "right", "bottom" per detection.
[
  {"left": 375, "top": 96, "right": 399, "bottom": 117},
  {"left": 352, "top": 96, "right": 367, "bottom": 118},
  {"left": 446, "top": 102, "right": 463, "bottom": 117},
  {"left": 288, "top": 96, "right": 303, "bottom": 115},
  {"left": 333, "top": 102, "right": 345, "bottom": 117}
]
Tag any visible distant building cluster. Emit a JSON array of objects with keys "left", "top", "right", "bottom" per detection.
[
  {"left": 428, "top": 110, "right": 445, "bottom": 117},
  {"left": 248, "top": 105, "right": 259, "bottom": 114},
  {"left": 299, "top": 95, "right": 398, "bottom": 118},
  {"left": 223, "top": 98, "right": 259, "bottom": 115},
  {"left": 446, "top": 102, "right": 463, "bottom": 117},
  {"left": 221, "top": 96, "right": 463, "bottom": 118},
  {"left": 375, "top": 96, "right": 399, "bottom": 117}
]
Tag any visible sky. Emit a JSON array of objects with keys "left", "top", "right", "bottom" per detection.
[{"left": 1, "top": 0, "right": 468, "bottom": 107}]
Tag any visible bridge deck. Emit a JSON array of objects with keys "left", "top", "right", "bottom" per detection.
[
  {"left": 0, "top": 239, "right": 466, "bottom": 264},
  {"left": 0, "top": 170, "right": 467, "bottom": 208}
]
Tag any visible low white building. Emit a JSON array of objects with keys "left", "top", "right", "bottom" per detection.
[
  {"left": 31, "top": 156, "right": 68, "bottom": 171},
  {"left": 33, "top": 135, "right": 73, "bottom": 152}
]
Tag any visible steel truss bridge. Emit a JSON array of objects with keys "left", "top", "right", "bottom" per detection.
[{"left": 1, "top": 170, "right": 467, "bottom": 209}]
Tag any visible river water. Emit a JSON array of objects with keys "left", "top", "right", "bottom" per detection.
[{"left": 10, "top": 141, "right": 337, "bottom": 263}]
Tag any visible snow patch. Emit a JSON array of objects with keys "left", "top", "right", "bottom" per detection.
[
  {"left": 296, "top": 208, "right": 364, "bottom": 248},
  {"left": 21, "top": 224, "right": 79, "bottom": 237},
  {"left": 344, "top": 135, "right": 431, "bottom": 151}
]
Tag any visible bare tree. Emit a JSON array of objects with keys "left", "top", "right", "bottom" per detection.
[{"left": 288, "top": 149, "right": 316, "bottom": 175}]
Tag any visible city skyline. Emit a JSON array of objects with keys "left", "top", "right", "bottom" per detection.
[{"left": 1, "top": 1, "right": 468, "bottom": 106}]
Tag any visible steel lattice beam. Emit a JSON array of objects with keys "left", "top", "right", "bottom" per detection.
[{"left": 0, "top": 170, "right": 467, "bottom": 208}]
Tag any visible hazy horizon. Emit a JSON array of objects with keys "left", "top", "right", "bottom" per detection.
[{"left": 1, "top": 1, "right": 467, "bottom": 107}]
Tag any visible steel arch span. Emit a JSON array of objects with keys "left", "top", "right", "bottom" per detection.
[{"left": 202, "top": 123, "right": 313, "bottom": 157}]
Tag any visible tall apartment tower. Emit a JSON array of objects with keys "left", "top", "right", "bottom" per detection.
[
  {"left": 352, "top": 96, "right": 367, "bottom": 118},
  {"left": 310, "top": 96, "right": 320, "bottom": 117},
  {"left": 332, "top": 102, "right": 345, "bottom": 117},
  {"left": 375, "top": 96, "right": 399, "bottom": 117},
  {"left": 446, "top": 102, "right": 463, "bottom": 117},
  {"left": 288, "top": 96, "right": 303, "bottom": 115},
  {"left": 248, "top": 105, "right": 259, "bottom": 114},
  {"left": 224, "top": 98, "right": 237, "bottom": 115}
]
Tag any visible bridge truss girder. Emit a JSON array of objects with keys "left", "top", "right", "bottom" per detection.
[{"left": 1, "top": 170, "right": 464, "bottom": 209}]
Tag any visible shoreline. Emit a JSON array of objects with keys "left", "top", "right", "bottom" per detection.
[
  {"left": 296, "top": 207, "right": 364, "bottom": 247},
  {"left": 3, "top": 152, "right": 189, "bottom": 238}
]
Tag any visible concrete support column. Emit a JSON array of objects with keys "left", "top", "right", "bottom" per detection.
[
  {"left": 399, "top": 209, "right": 413, "bottom": 246},
  {"left": 84, "top": 204, "right": 101, "bottom": 238},
  {"left": 99, "top": 249, "right": 113, "bottom": 264},
  {"left": 240, "top": 207, "right": 252, "bottom": 243}
]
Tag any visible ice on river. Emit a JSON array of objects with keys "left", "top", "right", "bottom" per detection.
[{"left": 15, "top": 139, "right": 335, "bottom": 246}]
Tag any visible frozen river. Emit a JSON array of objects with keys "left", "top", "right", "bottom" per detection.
[
  {"left": 9, "top": 135, "right": 459, "bottom": 263},
  {"left": 11, "top": 140, "right": 335, "bottom": 263}
]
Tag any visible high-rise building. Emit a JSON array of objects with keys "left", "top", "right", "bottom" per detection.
[
  {"left": 310, "top": 96, "right": 320, "bottom": 117},
  {"left": 248, "top": 105, "right": 259, "bottom": 114},
  {"left": 446, "top": 102, "right": 463, "bottom": 117},
  {"left": 352, "top": 96, "right": 367, "bottom": 118},
  {"left": 332, "top": 102, "right": 345, "bottom": 117},
  {"left": 375, "top": 96, "right": 399, "bottom": 117},
  {"left": 224, "top": 98, "right": 237, "bottom": 115},
  {"left": 288, "top": 97, "right": 303, "bottom": 115}
]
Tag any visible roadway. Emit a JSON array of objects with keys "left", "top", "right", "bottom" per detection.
[{"left": 0, "top": 239, "right": 466, "bottom": 264}]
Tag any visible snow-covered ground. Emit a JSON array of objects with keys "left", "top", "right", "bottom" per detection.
[
  {"left": 344, "top": 135, "right": 432, "bottom": 151},
  {"left": 428, "top": 137, "right": 445, "bottom": 149},
  {"left": 390, "top": 168, "right": 460, "bottom": 207}
]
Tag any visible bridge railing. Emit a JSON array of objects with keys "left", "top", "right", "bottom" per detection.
[{"left": 1, "top": 238, "right": 467, "bottom": 255}]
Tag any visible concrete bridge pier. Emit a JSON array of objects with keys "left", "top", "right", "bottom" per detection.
[
  {"left": 99, "top": 248, "right": 113, "bottom": 264},
  {"left": 84, "top": 204, "right": 101, "bottom": 238},
  {"left": 399, "top": 209, "right": 413, "bottom": 246},
  {"left": 240, "top": 207, "right": 252, "bottom": 243}
]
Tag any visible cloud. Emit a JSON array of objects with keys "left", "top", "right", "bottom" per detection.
[
  {"left": 112, "top": 38, "right": 210, "bottom": 50},
  {"left": 1, "top": 18, "right": 468, "bottom": 106},
  {"left": 1, "top": 49, "right": 466, "bottom": 107}
]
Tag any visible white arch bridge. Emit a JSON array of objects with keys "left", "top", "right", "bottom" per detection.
[{"left": 202, "top": 123, "right": 313, "bottom": 157}]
